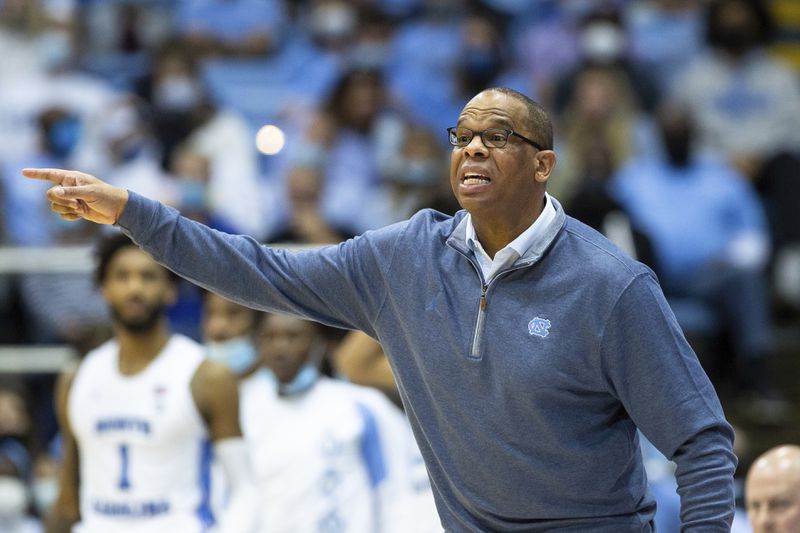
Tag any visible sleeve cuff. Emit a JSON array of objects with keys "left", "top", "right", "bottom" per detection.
[{"left": 115, "top": 190, "right": 163, "bottom": 243}]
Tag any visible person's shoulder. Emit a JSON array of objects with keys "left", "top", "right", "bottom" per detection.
[
  {"left": 156, "top": 335, "right": 205, "bottom": 366},
  {"left": 560, "top": 216, "right": 653, "bottom": 281},
  {"left": 319, "top": 377, "right": 389, "bottom": 402},
  {"left": 359, "top": 208, "right": 462, "bottom": 246},
  {"left": 78, "top": 338, "right": 118, "bottom": 369},
  {"left": 406, "top": 208, "right": 464, "bottom": 237},
  {"left": 169, "top": 333, "right": 205, "bottom": 354},
  {"left": 191, "top": 359, "right": 238, "bottom": 405}
]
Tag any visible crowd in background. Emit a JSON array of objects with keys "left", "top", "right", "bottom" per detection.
[{"left": 0, "top": 0, "right": 799, "bottom": 531}]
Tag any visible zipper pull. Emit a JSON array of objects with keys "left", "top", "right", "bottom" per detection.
[{"left": 480, "top": 285, "right": 487, "bottom": 311}]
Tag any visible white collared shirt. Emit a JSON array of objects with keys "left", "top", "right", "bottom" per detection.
[{"left": 466, "top": 193, "right": 557, "bottom": 283}]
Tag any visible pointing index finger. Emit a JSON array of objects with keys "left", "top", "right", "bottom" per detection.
[{"left": 22, "top": 168, "right": 82, "bottom": 184}]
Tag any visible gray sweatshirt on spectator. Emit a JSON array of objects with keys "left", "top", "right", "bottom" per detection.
[{"left": 119, "top": 192, "right": 736, "bottom": 532}]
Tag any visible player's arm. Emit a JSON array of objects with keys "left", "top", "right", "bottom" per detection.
[
  {"left": 45, "top": 370, "right": 81, "bottom": 533},
  {"left": 191, "top": 360, "right": 259, "bottom": 533},
  {"left": 331, "top": 331, "right": 400, "bottom": 405}
]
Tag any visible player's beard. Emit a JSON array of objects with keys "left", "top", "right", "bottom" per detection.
[{"left": 110, "top": 301, "right": 167, "bottom": 334}]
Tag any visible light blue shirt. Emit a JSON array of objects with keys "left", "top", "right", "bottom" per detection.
[{"left": 466, "top": 192, "right": 557, "bottom": 282}]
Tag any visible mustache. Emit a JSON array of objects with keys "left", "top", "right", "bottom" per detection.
[{"left": 109, "top": 300, "right": 167, "bottom": 333}]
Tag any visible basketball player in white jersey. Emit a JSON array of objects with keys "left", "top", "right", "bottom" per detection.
[
  {"left": 242, "top": 312, "right": 437, "bottom": 533},
  {"left": 45, "top": 233, "right": 258, "bottom": 533}
]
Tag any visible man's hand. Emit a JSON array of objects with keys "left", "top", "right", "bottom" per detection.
[{"left": 23, "top": 168, "right": 129, "bottom": 225}]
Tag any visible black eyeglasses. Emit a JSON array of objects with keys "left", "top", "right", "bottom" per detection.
[{"left": 447, "top": 127, "right": 544, "bottom": 150}]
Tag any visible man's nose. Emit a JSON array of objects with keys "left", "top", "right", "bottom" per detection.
[{"left": 464, "top": 132, "right": 488, "bottom": 158}]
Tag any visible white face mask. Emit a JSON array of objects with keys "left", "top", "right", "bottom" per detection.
[
  {"left": 309, "top": 3, "right": 356, "bottom": 41},
  {"left": 581, "top": 22, "right": 625, "bottom": 63},
  {"left": 31, "top": 476, "right": 59, "bottom": 515},
  {"left": 154, "top": 76, "right": 203, "bottom": 112},
  {"left": 0, "top": 477, "right": 28, "bottom": 520}
]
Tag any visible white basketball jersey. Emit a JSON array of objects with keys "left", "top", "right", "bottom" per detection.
[
  {"left": 236, "top": 370, "right": 442, "bottom": 533},
  {"left": 68, "top": 334, "right": 212, "bottom": 533},
  {"left": 240, "top": 372, "right": 394, "bottom": 533}
]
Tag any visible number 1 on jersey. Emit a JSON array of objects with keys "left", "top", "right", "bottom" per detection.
[{"left": 118, "top": 443, "right": 131, "bottom": 490}]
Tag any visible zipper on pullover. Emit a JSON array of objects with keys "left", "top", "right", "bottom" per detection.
[
  {"left": 468, "top": 261, "right": 537, "bottom": 361},
  {"left": 470, "top": 284, "right": 488, "bottom": 359}
]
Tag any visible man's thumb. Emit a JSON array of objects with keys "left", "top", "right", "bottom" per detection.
[{"left": 55, "top": 184, "right": 96, "bottom": 200}]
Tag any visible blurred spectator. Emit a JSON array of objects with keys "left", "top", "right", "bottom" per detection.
[
  {"left": 0, "top": 0, "right": 76, "bottom": 78},
  {"left": 302, "top": 68, "right": 405, "bottom": 234},
  {"left": 553, "top": 64, "right": 653, "bottom": 205},
  {"left": 0, "top": 106, "right": 109, "bottom": 346},
  {"left": 1, "top": 106, "right": 84, "bottom": 246},
  {"left": 167, "top": 146, "right": 239, "bottom": 234},
  {"left": 745, "top": 444, "right": 800, "bottom": 533},
  {"left": 563, "top": 138, "right": 657, "bottom": 270},
  {"left": 269, "top": 163, "right": 356, "bottom": 244},
  {"left": 672, "top": 0, "right": 800, "bottom": 310},
  {"left": 202, "top": 292, "right": 260, "bottom": 380},
  {"left": 553, "top": 5, "right": 661, "bottom": 115},
  {"left": 348, "top": 7, "right": 394, "bottom": 71},
  {"left": 306, "top": 0, "right": 359, "bottom": 54},
  {"left": 455, "top": 14, "right": 508, "bottom": 100},
  {"left": 362, "top": 123, "right": 451, "bottom": 228},
  {"left": 137, "top": 39, "right": 267, "bottom": 237},
  {"left": 674, "top": 0, "right": 800, "bottom": 161},
  {"left": 610, "top": 102, "right": 784, "bottom": 417},
  {"left": 510, "top": 2, "right": 582, "bottom": 108},
  {"left": 625, "top": 0, "right": 704, "bottom": 89},
  {"left": 0, "top": 439, "right": 39, "bottom": 533},
  {"left": 99, "top": 96, "right": 172, "bottom": 205},
  {"left": 0, "top": 0, "right": 116, "bottom": 170},
  {"left": 245, "top": 312, "right": 438, "bottom": 532},
  {"left": 175, "top": 0, "right": 287, "bottom": 58},
  {"left": 79, "top": 1, "right": 173, "bottom": 66},
  {"left": 386, "top": 0, "right": 467, "bottom": 132}
]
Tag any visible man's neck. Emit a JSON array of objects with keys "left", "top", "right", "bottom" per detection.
[
  {"left": 115, "top": 320, "right": 172, "bottom": 376},
  {"left": 471, "top": 197, "right": 545, "bottom": 258}
]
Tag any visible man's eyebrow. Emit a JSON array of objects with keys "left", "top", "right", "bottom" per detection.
[{"left": 456, "top": 117, "right": 515, "bottom": 129}]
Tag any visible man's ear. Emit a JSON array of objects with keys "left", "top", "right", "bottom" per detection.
[{"left": 534, "top": 150, "right": 557, "bottom": 184}]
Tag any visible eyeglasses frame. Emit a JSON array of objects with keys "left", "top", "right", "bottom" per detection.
[{"left": 447, "top": 126, "right": 544, "bottom": 151}]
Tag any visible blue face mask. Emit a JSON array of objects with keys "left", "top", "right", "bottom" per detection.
[
  {"left": 277, "top": 364, "right": 319, "bottom": 397},
  {"left": 177, "top": 180, "right": 207, "bottom": 211},
  {"left": 47, "top": 117, "right": 81, "bottom": 159},
  {"left": 206, "top": 337, "right": 258, "bottom": 374}
]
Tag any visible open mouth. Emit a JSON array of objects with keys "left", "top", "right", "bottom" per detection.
[{"left": 462, "top": 173, "right": 491, "bottom": 185}]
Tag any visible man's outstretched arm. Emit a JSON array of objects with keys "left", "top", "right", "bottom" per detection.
[{"left": 23, "top": 167, "right": 395, "bottom": 335}]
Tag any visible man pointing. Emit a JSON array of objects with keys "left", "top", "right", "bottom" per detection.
[{"left": 27, "top": 88, "right": 736, "bottom": 531}]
